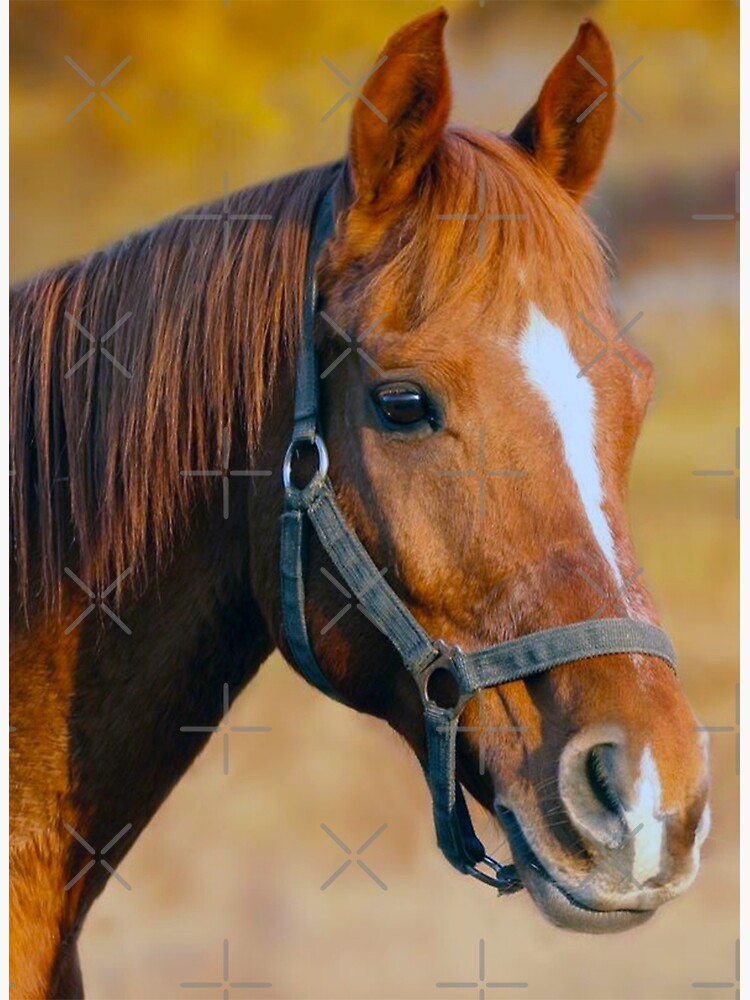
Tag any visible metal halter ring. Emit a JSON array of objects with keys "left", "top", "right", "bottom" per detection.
[
  {"left": 281, "top": 434, "right": 328, "bottom": 490},
  {"left": 282, "top": 434, "right": 329, "bottom": 491},
  {"left": 467, "top": 854, "right": 524, "bottom": 895},
  {"left": 418, "top": 640, "right": 471, "bottom": 714}
]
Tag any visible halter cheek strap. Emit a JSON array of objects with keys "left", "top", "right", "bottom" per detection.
[{"left": 279, "top": 185, "right": 676, "bottom": 893}]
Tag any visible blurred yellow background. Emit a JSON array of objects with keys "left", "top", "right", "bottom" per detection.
[{"left": 10, "top": 1, "right": 738, "bottom": 998}]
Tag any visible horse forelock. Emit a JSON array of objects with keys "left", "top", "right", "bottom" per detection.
[{"left": 329, "top": 126, "right": 612, "bottom": 334}]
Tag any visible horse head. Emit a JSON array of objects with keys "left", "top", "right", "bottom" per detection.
[{"left": 288, "top": 9, "right": 710, "bottom": 933}]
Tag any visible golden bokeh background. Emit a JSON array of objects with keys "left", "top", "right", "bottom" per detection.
[{"left": 10, "top": 1, "right": 738, "bottom": 998}]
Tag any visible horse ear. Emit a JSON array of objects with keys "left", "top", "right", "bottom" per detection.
[
  {"left": 510, "top": 21, "right": 615, "bottom": 200},
  {"left": 347, "top": 8, "right": 451, "bottom": 233}
]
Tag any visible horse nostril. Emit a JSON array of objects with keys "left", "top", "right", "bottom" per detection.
[
  {"left": 585, "top": 744, "right": 622, "bottom": 816},
  {"left": 559, "top": 731, "right": 628, "bottom": 850}
]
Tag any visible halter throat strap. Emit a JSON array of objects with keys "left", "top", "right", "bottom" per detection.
[{"left": 279, "top": 184, "right": 676, "bottom": 893}]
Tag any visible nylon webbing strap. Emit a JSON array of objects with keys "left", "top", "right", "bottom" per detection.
[
  {"left": 424, "top": 706, "right": 485, "bottom": 871},
  {"left": 280, "top": 507, "right": 343, "bottom": 702},
  {"left": 465, "top": 618, "right": 676, "bottom": 688},
  {"left": 305, "top": 480, "right": 436, "bottom": 673},
  {"left": 292, "top": 186, "right": 336, "bottom": 444}
]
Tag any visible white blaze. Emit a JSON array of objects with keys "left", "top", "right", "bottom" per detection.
[
  {"left": 518, "top": 304, "right": 622, "bottom": 585},
  {"left": 625, "top": 746, "right": 664, "bottom": 884},
  {"left": 695, "top": 803, "right": 711, "bottom": 849}
]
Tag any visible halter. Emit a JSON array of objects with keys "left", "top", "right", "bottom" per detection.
[{"left": 279, "top": 185, "right": 676, "bottom": 894}]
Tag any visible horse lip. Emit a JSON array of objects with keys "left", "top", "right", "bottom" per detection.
[{"left": 494, "top": 806, "right": 655, "bottom": 933}]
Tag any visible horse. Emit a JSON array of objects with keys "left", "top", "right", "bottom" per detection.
[{"left": 10, "top": 10, "right": 710, "bottom": 997}]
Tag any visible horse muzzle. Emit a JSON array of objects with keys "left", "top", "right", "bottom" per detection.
[{"left": 494, "top": 767, "right": 709, "bottom": 935}]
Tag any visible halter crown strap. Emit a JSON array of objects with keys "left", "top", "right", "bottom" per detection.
[
  {"left": 279, "top": 187, "right": 340, "bottom": 700},
  {"left": 279, "top": 185, "right": 677, "bottom": 892},
  {"left": 291, "top": 186, "right": 335, "bottom": 444}
]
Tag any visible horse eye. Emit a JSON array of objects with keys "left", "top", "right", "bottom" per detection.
[{"left": 373, "top": 382, "right": 429, "bottom": 426}]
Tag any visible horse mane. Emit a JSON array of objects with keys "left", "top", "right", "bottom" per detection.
[
  {"left": 11, "top": 126, "right": 610, "bottom": 615},
  {"left": 11, "top": 159, "right": 342, "bottom": 611}
]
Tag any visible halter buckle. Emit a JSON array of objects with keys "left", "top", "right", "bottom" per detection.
[
  {"left": 282, "top": 434, "right": 329, "bottom": 491},
  {"left": 419, "top": 640, "right": 471, "bottom": 713}
]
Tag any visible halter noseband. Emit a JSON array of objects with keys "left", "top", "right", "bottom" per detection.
[{"left": 279, "top": 185, "right": 676, "bottom": 894}]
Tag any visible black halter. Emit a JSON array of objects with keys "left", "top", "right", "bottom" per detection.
[{"left": 279, "top": 185, "right": 676, "bottom": 893}]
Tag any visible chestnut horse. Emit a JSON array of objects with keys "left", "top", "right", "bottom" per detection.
[{"left": 10, "top": 11, "right": 710, "bottom": 997}]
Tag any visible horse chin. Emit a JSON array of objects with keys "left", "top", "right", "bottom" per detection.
[{"left": 496, "top": 808, "right": 655, "bottom": 935}]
